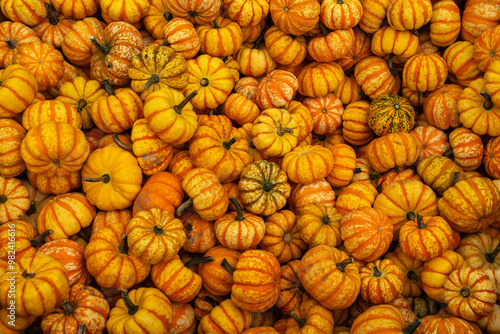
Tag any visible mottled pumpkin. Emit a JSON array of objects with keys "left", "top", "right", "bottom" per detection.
[
  {"left": 341, "top": 100, "right": 374, "bottom": 146},
  {"left": 367, "top": 94, "right": 415, "bottom": 136},
  {"left": 285, "top": 297, "right": 335, "bottom": 334},
  {"left": 297, "top": 203, "right": 342, "bottom": 248},
  {"left": 288, "top": 179, "right": 336, "bottom": 214},
  {"left": 410, "top": 126, "right": 450, "bottom": 164},
  {"left": 162, "top": 18, "right": 201, "bottom": 60},
  {"left": 351, "top": 305, "right": 409, "bottom": 334},
  {"left": 415, "top": 310, "right": 483, "bottom": 334},
  {"left": 448, "top": 127, "right": 484, "bottom": 171},
  {"left": 198, "top": 299, "right": 252, "bottom": 334},
  {"left": 297, "top": 62, "right": 345, "bottom": 98}
]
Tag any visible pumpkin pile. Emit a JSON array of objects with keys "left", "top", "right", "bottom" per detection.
[{"left": 1, "top": 0, "right": 500, "bottom": 332}]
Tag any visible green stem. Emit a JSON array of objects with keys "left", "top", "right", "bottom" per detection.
[
  {"left": 276, "top": 126, "right": 294, "bottom": 136},
  {"left": 481, "top": 92, "right": 494, "bottom": 110},
  {"left": 77, "top": 99, "right": 87, "bottom": 112},
  {"left": 62, "top": 300, "right": 74, "bottom": 315},
  {"left": 118, "top": 235, "right": 128, "bottom": 254},
  {"left": 223, "top": 56, "right": 229, "bottom": 62},
  {"left": 213, "top": 19, "right": 220, "bottom": 29},
  {"left": 406, "top": 211, "right": 416, "bottom": 222},
  {"left": 221, "top": 258, "right": 235, "bottom": 275},
  {"left": 453, "top": 171, "right": 461, "bottom": 185},
  {"left": 253, "top": 24, "right": 269, "bottom": 49},
  {"left": 153, "top": 225, "right": 164, "bottom": 235},
  {"left": 403, "top": 319, "right": 421, "bottom": 334},
  {"left": 388, "top": 53, "right": 398, "bottom": 77},
  {"left": 223, "top": 137, "right": 237, "bottom": 150},
  {"left": 25, "top": 200, "right": 37, "bottom": 216},
  {"left": 184, "top": 256, "right": 214, "bottom": 267},
  {"left": 263, "top": 181, "right": 276, "bottom": 192},
  {"left": 204, "top": 296, "right": 219, "bottom": 307},
  {"left": 121, "top": 289, "right": 139, "bottom": 315},
  {"left": 89, "top": 36, "right": 110, "bottom": 55},
  {"left": 144, "top": 74, "right": 160, "bottom": 90},
  {"left": 443, "top": 149, "right": 453, "bottom": 158},
  {"left": 102, "top": 80, "right": 115, "bottom": 96},
  {"left": 372, "top": 265, "right": 383, "bottom": 277},
  {"left": 485, "top": 242, "right": 500, "bottom": 263},
  {"left": 336, "top": 258, "right": 354, "bottom": 272},
  {"left": 174, "top": 91, "right": 198, "bottom": 114},
  {"left": 83, "top": 174, "right": 111, "bottom": 184},
  {"left": 229, "top": 197, "right": 244, "bottom": 221},
  {"left": 319, "top": 22, "right": 330, "bottom": 36},
  {"left": 45, "top": 2, "right": 59, "bottom": 26},
  {"left": 176, "top": 199, "right": 193, "bottom": 217},
  {"left": 30, "top": 230, "right": 53, "bottom": 247},
  {"left": 200, "top": 78, "right": 209, "bottom": 87},
  {"left": 460, "top": 287, "right": 470, "bottom": 298},
  {"left": 290, "top": 311, "right": 306, "bottom": 328},
  {"left": 416, "top": 213, "right": 426, "bottom": 229}
]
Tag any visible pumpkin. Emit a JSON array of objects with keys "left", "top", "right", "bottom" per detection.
[
  {"left": 351, "top": 157, "right": 378, "bottom": 185},
  {"left": 341, "top": 100, "right": 374, "bottom": 146},
  {"left": 0, "top": 119, "right": 26, "bottom": 178},
  {"left": 438, "top": 177, "right": 500, "bottom": 233},
  {"left": 365, "top": 132, "right": 421, "bottom": 173},
  {"left": 181, "top": 168, "right": 229, "bottom": 220},
  {"left": 358, "top": 0, "right": 391, "bottom": 33},
  {"left": 400, "top": 214, "right": 453, "bottom": 261},
  {"left": 168, "top": 0, "right": 221, "bottom": 25},
  {"left": 128, "top": 44, "right": 189, "bottom": 100},
  {"left": 443, "top": 42, "right": 483, "bottom": 87},
  {"left": 19, "top": 179, "right": 53, "bottom": 229},
  {"left": 297, "top": 203, "right": 342, "bottom": 248},
  {"left": 326, "top": 143, "right": 356, "bottom": 188},
  {"left": 184, "top": 54, "right": 234, "bottom": 110},
  {"left": 169, "top": 150, "right": 196, "bottom": 179},
  {"left": 197, "top": 245, "right": 240, "bottom": 296},
  {"left": 41, "top": 285, "right": 109, "bottom": 334},
  {"left": 0, "top": 177, "right": 28, "bottom": 224},
  {"left": 371, "top": 26, "right": 419, "bottom": 64},
  {"left": 27, "top": 170, "right": 82, "bottom": 196},
  {"left": 415, "top": 310, "right": 483, "bottom": 334},
  {"left": 461, "top": 0, "right": 500, "bottom": 43},
  {"left": 198, "top": 299, "right": 252, "bottom": 334},
  {"left": 230, "top": 249, "right": 281, "bottom": 312},
  {"left": 376, "top": 167, "right": 422, "bottom": 192},
  {"left": 189, "top": 118, "right": 250, "bottom": 183},
  {"left": 0, "top": 21, "right": 40, "bottom": 69},
  {"left": 0, "top": 220, "right": 47, "bottom": 263},
  {"left": 297, "top": 62, "right": 345, "bottom": 98},
  {"left": 99, "top": 0, "right": 149, "bottom": 24},
  {"left": 214, "top": 197, "right": 265, "bottom": 250},
  {"left": 285, "top": 297, "right": 335, "bottom": 334},
  {"left": 264, "top": 26, "right": 307, "bottom": 67},
  {"left": 235, "top": 77, "right": 259, "bottom": 102},
  {"left": 335, "top": 180, "right": 378, "bottom": 216},
  {"left": 234, "top": 30, "right": 278, "bottom": 78},
  {"left": 132, "top": 172, "right": 182, "bottom": 216},
  {"left": 151, "top": 255, "right": 207, "bottom": 303},
  {"left": 222, "top": 93, "right": 259, "bottom": 126},
  {"left": 274, "top": 261, "right": 304, "bottom": 316},
  {"left": 456, "top": 232, "right": 500, "bottom": 272},
  {"left": 321, "top": 0, "right": 362, "bottom": 30},
  {"left": 37, "top": 192, "right": 96, "bottom": 241},
  {"left": 457, "top": 78, "right": 500, "bottom": 137},
  {"left": 168, "top": 303, "right": 196, "bottom": 334},
  {"left": 476, "top": 303, "right": 500, "bottom": 334},
  {"left": 403, "top": 53, "right": 448, "bottom": 93},
  {"left": 417, "top": 155, "right": 466, "bottom": 195},
  {"left": 226, "top": 0, "right": 268, "bottom": 27},
  {"left": 351, "top": 305, "right": 416, "bottom": 334},
  {"left": 180, "top": 208, "right": 216, "bottom": 253},
  {"left": 1, "top": 0, "right": 47, "bottom": 27},
  {"left": 354, "top": 56, "right": 400, "bottom": 99},
  {"left": 443, "top": 267, "right": 496, "bottom": 321},
  {"left": 336, "top": 28, "right": 372, "bottom": 71},
  {"left": 359, "top": 259, "right": 405, "bottom": 304},
  {"left": 125, "top": 208, "right": 186, "bottom": 265},
  {"left": 384, "top": 247, "right": 423, "bottom": 297},
  {"left": 302, "top": 93, "right": 343, "bottom": 135},
  {"left": 410, "top": 126, "right": 450, "bottom": 164},
  {"left": 288, "top": 179, "right": 336, "bottom": 214},
  {"left": 474, "top": 25, "right": 500, "bottom": 73},
  {"left": 373, "top": 179, "right": 439, "bottom": 238},
  {"left": 60, "top": 17, "right": 105, "bottom": 67},
  {"left": 298, "top": 245, "right": 360, "bottom": 309},
  {"left": 0, "top": 65, "right": 37, "bottom": 118},
  {"left": 143, "top": 0, "right": 173, "bottom": 39},
  {"left": 334, "top": 75, "right": 363, "bottom": 105},
  {"left": 256, "top": 70, "right": 298, "bottom": 109},
  {"left": 429, "top": 0, "right": 461, "bottom": 47},
  {"left": 33, "top": 3, "right": 75, "bottom": 49},
  {"left": 281, "top": 145, "right": 334, "bottom": 185},
  {"left": 367, "top": 94, "right": 415, "bottom": 136},
  {"left": 423, "top": 84, "right": 462, "bottom": 130},
  {"left": 447, "top": 127, "right": 483, "bottom": 171},
  {"left": 0, "top": 253, "right": 69, "bottom": 318},
  {"left": 387, "top": 0, "right": 432, "bottom": 31},
  {"left": 161, "top": 18, "right": 200, "bottom": 60},
  {"left": 485, "top": 136, "right": 500, "bottom": 179},
  {"left": 196, "top": 17, "right": 243, "bottom": 57},
  {"left": 421, "top": 250, "right": 467, "bottom": 302},
  {"left": 85, "top": 223, "right": 151, "bottom": 289},
  {"left": 341, "top": 207, "right": 393, "bottom": 262},
  {"left": 90, "top": 22, "right": 144, "bottom": 86},
  {"left": 107, "top": 288, "right": 173, "bottom": 334},
  {"left": 238, "top": 160, "right": 291, "bottom": 216},
  {"left": 485, "top": 60, "right": 500, "bottom": 107},
  {"left": 22, "top": 100, "right": 81, "bottom": 132},
  {"left": 269, "top": 0, "right": 320, "bottom": 36},
  {"left": 307, "top": 25, "right": 355, "bottom": 63}
]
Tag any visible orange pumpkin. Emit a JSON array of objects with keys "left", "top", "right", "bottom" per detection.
[
  {"left": 321, "top": 0, "right": 363, "bottom": 30},
  {"left": 365, "top": 132, "right": 421, "bottom": 173},
  {"left": 168, "top": 0, "right": 221, "bottom": 25},
  {"left": 484, "top": 136, "right": 500, "bottom": 179},
  {"left": 0, "top": 21, "right": 40, "bottom": 69},
  {"left": 474, "top": 25, "right": 500, "bottom": 72},
  {"left": 410, "top": 126, "right": 451, "bottom": 164},
  {"left": 132, "top": 172, "right": 183, "bottom": 216},
  {"left": 180, "top": 208, "right": 216, "bottom": 253},
  {"left": 269, "top": 0, "right": 320, "bottom": 36},
  {"left": 443, "top": 41, "right": 483, "bottom": 87},
  {"left": 423, "top": 84, "right": 463, "bottom": 130},
  {"left": 33, "top": 3, "right": 75, "bottom": 48},
  {"left": 415, "top": 310, "right": 483, "bottom": 334},
  {"left": 351, "top": 305, "right": 413, "bottom": 334},
  {"left": 27, "top": 170, "right": 82, "bottom": 196},
  {"left": 387, "top": 0, "right": 432, "bottom": 31},
  {"left": 256, "top": 70, "right": 298, "bottom": 109},
  {"left": 264, "top": 26, "right": 307, "bottom": 67},
  {"left": 335, "top": 180, "right": 378, "bottom": 216},
  {"left": 0, "top": 65, "right": 39, "bottom": 118},
  {"left": 1, "top": 0, "right": 47, "bottom": 27},
  {"left": 288, "top": 179, "right": 336, "bottom": 214},
  {"left": 429, "top": 0, "right": 461, "bottom": 47},
  {"left": 354, "top": 56, "right": 400, "bottom": 99},
  {"left": 384, "top": 247, "right": 424, "bottom": 297},
  {"left": 448, "top": 127, "right": 484, "bottom": 171},
  {"left": 371, "top": 26, "right": 419, "bottom": 64},
  {"left": 297, "top": 62, "right": 345, "bottom": 98},
  {"left": 307, "top": 25, "right": 355, "bottom": 63},
  {"left": 198, "top": 299, "right": 252, "bottom": 333},
  {"left": 285, "top": 297, "right": 335, "bottom": 333},
  {"left": 222, "top": 93, "right": 260, "bottom": 126},
  {"left": 297, "top": 203, "right": 342, "bottom": 248},
  {"left": 359, "top": 259, "right": 404, "bottom": 304},
  {"left": 326, "top": 143, "right": 356, "bottom": 188},
  {"left": 0, "top": 220, "right": 48, "bottom": 263},
  {"left": 303, "top": 93, "right": 343, "bottom": 135},
  {"left": 168, "top": 150, "right": 196, "bottom": 179},
  {"left": 461, "top": 0, "right": 500, "bottom": 43},
  {"left": 281, "top": 145, "right": 334, "bottom": 185},
  {"left": 91, "top": 209, "right": 132, "bottom": 234},
  {"left": 341, "top": 100, "right": 374, "bottom": 146},
  {"left": 0, "top": 118, "right": 26, "bottom": 178},
  {"left": 358, "top": 0, "right": 391, "bottom": 34},
  {"left": 403, "top": 53, "right": 448, "bottom": 93},
  {"left": 161, "top": 18, "right": 201, "bottom": 60},
  {"left": 197, "top": 17, "right": 243, "bottom": 57},
  {"left": 22, "top": 100, "right": 82, "bottom": 132}
]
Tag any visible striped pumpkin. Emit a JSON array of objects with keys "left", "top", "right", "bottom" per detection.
[{"left": 367, "top": 95, "right": 415, "bottom": 136}]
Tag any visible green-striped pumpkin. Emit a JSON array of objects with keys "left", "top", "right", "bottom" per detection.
[{"left": 367, "top": 95, "right": 415, "bottom": 136}]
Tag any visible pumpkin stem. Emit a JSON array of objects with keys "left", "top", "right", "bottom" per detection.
[
  {"left": 83, "top": 174, "right": 111, "bottom": 184},
  {"left": 153, "top": 225, "right": 164, "bottom": 235},
  {"left": 188, "top": 11, "right": 198, "bottom": 18},
  {"left": 160, "top": 41, "right": 170, "bottom": 47},
  {"left": 163, "top": 12, "right": 173, "bottom": 21},
  {"left": 480, "top": 91, "right": 494, "bottom": 110},
  {"left": 290, "top": 311, "right": 307, "bottom": 328},
  {"left": 5, "top": 38, "right": 17, "bottom": 49},
  {"left": 113, "top": 133, "right": 133, "bottom": 151},
  {"left": 412, "top": 29, "right": 419, "bottom": 37},
  {"left": 395, "top": 165, "right": 401, "bottom": 173},
  {"left": 89, "top": 36, "right": 111, "bottom": 55},
  {"left": 485, "top": 241, "right": 500, "bottom": 263},
  {"left": 263, "top": 181, "right": 276, "bottom": 192},
  {"left": 21, "top": 270, "right": 36, "bottom": 279},
  {"left": 353, "top": 168, "right": 361, "bottom": 173},
  {"left": 443, "top": 149, "right": 453, "bottom": 158},
  {"left": 253, "top": 24, "right": 269, "bottom": 49},
  {"left": 174, "top": 90, "right": 198, "bottom": 114},
  {"left": 321, "top": 215, "right": 331, "bottom": 225},
  {"left": 369, "top": 173, "right": 381, "bottom": 180},
  {"left": 453, "top": 171, "right": 460, "bottom": 185},
  {"left": 176, "top": 199, "right": 193, "bottom": 216},
  {"left": 403, "top": 319, "right": 421, "bottom": 334},
  {"left": 61, "top": 300, "right": 75, "bottom": 315},
  {"left": 221, "top": 258, "right": 235, "bottom": 275},
  {"left": 121, "top": 289, "right": 139, "bottom": 315},
  {"left": 184, "top": 256, "right": 214, "bottom": 267},
  {"left": 144, "top": 74, "right": 160, "bottom": 90},
  {"left": 416, "top": 213, "right": 427, "bottom": 229},
  {"left": 336, "top": 258, "right": 354, "bottom": 272},
  {"left": 200, "top": 78, "right": 209, "bottom": 87},
  {"left": 316, "top": 134, "right": 326, "bottom": 142},
  {"left": 213, "top": 19, "right": 220, "bottom": 29},
  {"left": 460, "top": 287, "right": 470, "bottom": 298},
  {"left": 250, "top": 141, "right": 256, "bottom": 149},
  {"left": 102, "top": 80, "right": 115, "bottom": 96},
  {"left": 118, "top": 234, "right": 129, "bottom": 254},
  {"left": 297, "top": 279, "right": 306, "bottom": 293},
  {"left": 45, "top": 2, "right": 59, "bottom": 26},
  {"left": 406, "top": 211, "right": 416, "bottom": 222},
  {"left": 372, "top": 265, "right": 383, "bottom": 277},
  {"left": 276, "top": 125, "right": 294, "bottom": 136},
  {"left": 204, "top": 296, "right": 219, "bottom": 307},
  {"left": 223, "top": 137, "right": 238, "bottom": 150},
  {"left": 388, "top": 53, "right": 398, "bottom": 77},
  {"left": 223, "top": 56, "right": 229, "bottom": 62},
  {"left": 229, "top": 197, "right": 245, "bottom": 221},
  {"left": 25, "top": 200, "right": 37, "bottom": 216},
  {"left": 407, "top": 270, "right": 419, "bottom": 284},
  {"left": 77, "top": 99, "right": 87, "bottom": 112},
  {"left": 318, "top": 22, "right": 330, "bottom": 36},
  {"left": 30, "top": 230, "right": 53, "bottom": 247},
  {"left": 0, "top": 194, "right": 7, "bottom": 203},
  {"left": 77, "top": 324, "right": 86, "bottom": 334}
]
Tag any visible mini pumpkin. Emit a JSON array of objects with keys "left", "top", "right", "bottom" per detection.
[
  {"left": 359, "top": 259, "right": 405, "bottom": 304},
  {"left": 365, "top": 132, "right": 421, "bottom": 173},
  {"left": 0, "top": 64, "right": 38, "bottom": 118},
  {"left": 367, "top": 94, "right": 415, "bottom": 136}
]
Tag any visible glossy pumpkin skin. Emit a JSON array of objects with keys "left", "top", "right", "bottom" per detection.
[
  {"left": 269, "top": 0, "right": 320, "bottom": 36},
  {"left": 182, "top": 168, "right": 229, "bottom": 221},
  {"left": 415, "top": 310, "right": 483, "bottom": 334},
  {"left": 198, "top": 299, "right": 252, "bottom": 334},
  {"left": 367, "top": 94, "right": 415, "bottom": 136},
  {"left": 133, "top": 172, "right": 183, "bottom": 216},
  {"left": 82, "top": 146, "right": 143, "bottom": 211},
  {"left": 298, "top": 245, "right": 360, "bottom": 310},
  {"left": 351, "top": 305, "right": 406, "bottom": 334},
  {"left": 107, "top": 288, "right": 173, "bottom": 334},
  {"left": 231, "top": 249, "right": 281, "bottom": 313},
  {"left": 354, "top": 56, "right": 400, "bottom": 100},
  {"left": 373, "top": 179, "right": 439, "bottom": 239},
  {"left": 239, "top": 161, "right": 291, "bottom": 217},
  {"left": 297, "top": 203, "right": 342, "bottom": 248},
  {"left": 341, "top": 207, "right": 394, "bottom": 262},
  {"left": 417, "top": 155, "right": 466, "bottom": 195},
  {"left": 365, "top": 132, "right": 421, "bottom": 173},
  {"left": 444, "top": 267, "right": 497, "bottom": 321},
  {"left": 85, "top": 223, "right": 151, "bottom": 290},
  {"left": 421, "top": 250, "right": 467, "bottom": 302},
  {"left": 423, "top": 84, "right": 463, "bottom": 130},
  {"left": 399, "top": 215, "right": 453, "bottom": 261},
  {"left": 484, "top": 136, "right": 500, "bottom": 179},
  {"left": 0, "top": 119, "right": 26, "bottom": 178},
  {"left": 40, "top": 285, "right": 110, "bottom": 334},
  {"left": 0, "top": 64, "right": 38, "bottom": 118},
  {"left": 126, "top": 208, "right": 186, "bottom": 265},
  {"left": 359, "top": 259, "right": 405, "bottom": 304},
  {"left": 384, "top": 247, "right": 424, "bottom": 297},
  {"left": 0, "top": 253, "right": 69, "bottom": 318}
]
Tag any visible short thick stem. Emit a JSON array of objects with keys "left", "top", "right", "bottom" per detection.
[
  {"left": 319, "top": 22, "right": 330, "bottom": 36},
  {"left": 481, "top": 91, "right": 494, "bottom": 110},
  {"left": 0, "top": 194, "right": 7, "bottom": 204},
  {"left": 25, "top": 201, "right": 37, "bottom": 216},
  {"left": 416, "top": 213, "right": 426, "bottom": 229},
  {"left": 89, "top": 36, "right": 110, "bottom": 55},
  {"left": 121, "top": 289, "right": 139, "bottom": 315},
  {"left": 253, "top": 25, "right": 269, "bottom": 49},
  {"left": 453, "top": 171, "right": 461, "bottom": 185},
  {"left": 388, "top": 53, "right": 398, "bottom": 77},
  {"left": 153, "top": 225, "right": 164, "bottom": 235},
  {"left": 184, "top": 256, "right": 214, "bottom": 267},
  {"left": 30, "top": 230, "right": 53, "bottom": 247},
  {"left": 486, "top": 242, "right": 500, "bottom": 263},
  {"left": 407, "top": 270, "right": 419, "bottom": 284},
  {"left": 102, "top": 80, "right": 115, "bottom": 96},
  {"left": 276, "top": 126, "right": 294, "bottom": 136},
  {"left": 200, "top": 78, "right": 209, "bottom": 87},
  {"left": 77, "top": 324, "right": 86, "bottom": 334},
  {"left": 5, "top": 38, "right": 17, "bottom": 49},
  {"left": 118, "top": 235, "right": 128, "bottom": 254},
  {"left": 45, "top": 2, "right": 59, "bottom": 26},
  {"left": 403, "top": 319, "right": 421, "bottom": 334},
  {"left": 221, "top": 258, "right": 235, "bottom": 275},
  {"left": 372, "top": 265, "right": 383, "bottom": 277},
  {"left": 62, "top": 300, "right": 74, "bottom": 315},
  {"left": 229, "top": 197, "right": 245, "bottom": 221},
  {"left": 336, "top": 258, "right": 354, "bottom": 272},
  {"left": 22, "top": 270, "right": 36, "bottom": 279},
  {"left": 77, "top": 99, "right": 87, "bottom": 112},
  {"left": 223, "top": 137, "right": 237, "bottom": 150},
  {"left": 83, "top": 174, "right": 111, "bottom": 184},
  {"left": 144, "top": 74, "right": 160, "bottom": 90},
  {"left": 353, "top": 168, "right": 361, "bottom": 173},
  {"left": 290, "top": 311, "right": 306, "bottom": 328},
  {"left": 176, "top": 199, "right": 193, "bottom": 216},
  {"left": 406, "top": 211, "right": 416, "bottom": 222},
  {"left": 223, "top": 56, "right": 229, "bottom": 62},
  {"left": 213, "top": 19, "right": 220, "bottom": 29},
  {"left": 204, "top": 296, "right": 219, "bottom": 307},
  {"left": 113, "top": 133, "right": 133, "bottom": 151},
  {"left": 163, "top": 12, "right": 173, "bottom": 21},
  {"left": 174, "top": 90, "right": 198, "bottom": 114},
  {"left": 460, "top": 287, "right": 470, "bottom": 298},
  {"left": 443, "top": 149, "right": 453, "bottom": 158},
  {"left": 263, "top": 181, "right": 276, "bottom": 192}
]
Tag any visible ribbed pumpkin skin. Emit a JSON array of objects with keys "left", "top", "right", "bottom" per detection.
[
  {"left": 359, "top": 259, "right": 405, "bottom": 304},
  {"left": 365, "top": 132, "right": 421, "bottom": 173},
  {"left": 423, "top": 84, "right": 463, "bottom": 130},
  {"left": 198, "top": 299, "right": 252, "bottom": 334},
  {"left": 410, "top": 126, "right": 451, "bottom": 164},
  {"left": 371, "top": 26, "right": 419, "bottom": 63},
  {"left": 354, "top": 56, "right": 400, "bottom": 100},
  {"left": 456, "top": 232, "right": 500, "bottom": 271},
  {"left": 342, "top": 100, "right": 374, "bottom": 146},
  {"left": 297, "top": 62, "right": 345, "bottom": 98},
  {"left": 22, "top": 100, "right": 82, "bottom": 131},
  {"left": 0, "top": 64, "right": 38, "bottom": 119},
  {"left": 438, "top": 177, "right": 500, "bottom": 233},
  {"left": 288, "top": 179, "right": 336, "bottom": 214},
  {"left": 461, "top": 0, "right": 500, "bottom": 44},
  {"left": 384, "top": 247, "right": 423, "bottom": 297},
  {"left": 162, "top": 18, "right": 201, "bottom": 60},
  {"left": 269, "top": 0, "right": 321, "bottom": 36},
  {"left": 197, "top": 17, "right": 243, "bottom": 57},
  {"left": 197, "top": 246, "right": 240, "bottom": 296},
  {"left": 133, "top": 172, "right": 183, "bottom": 216},
  {"left": 417, "top": 156, "right": 466, "bottom": 195},
  {"left": 298, "top": 203, "right": 342, "bottom": 248},
  {"left": 359, "top": 0, "right": 391, "bottom": 34},
  {"left": 0, "top": 118, "right": 26, "bottom": 178},
  {"left": 284, "top": 297, "right": 335, "bottom": 334},
  {"left": 387, "top": 0, "right": 432, "bottom": 31},
  {"left": 473, "top": 25, "right": 500, "bottom": 73},
  {"left": 0, "top": 22, "right": 40, "bottom": 68},
  {"left": 484, "top": 136, "right": 500, "bottom": 179},
  {"left": 256, "top": 70, "right": 298, "bottom": 109},
  {"left": 168, "top": 0, "right": 220, "bottom": 25},
  {"left": 448, "top": 127, "right": 484, "bottom": 171},
  {"left": 367, "top": 95, "right": 415, "bottom": 136},
  {"left": 335, "top": 181, "right": 378, "bottom": 216},
  {"left": 281, "top": 145, "right": 334, "bottom": 185},
  {"left": 265, "top": 26, "right": 307, "bottom": 67},
  {"left": 403, "top": 53, "right": 448, "bottom": 93},
  {"left": 415, "top": 311, "right": 483, "bottom": 334},
  {"left": 443, "top": 42, "right": 482, "bottom": 87}
]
